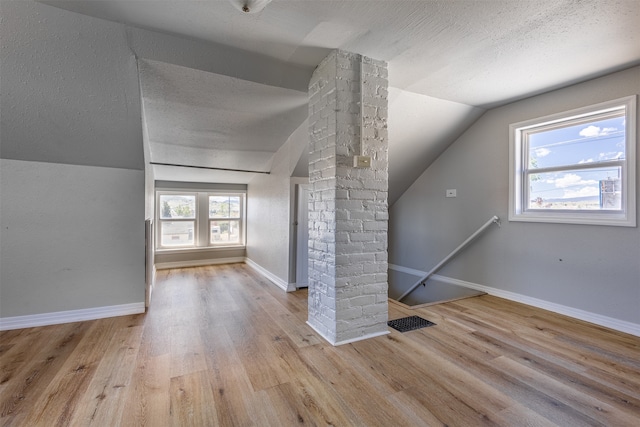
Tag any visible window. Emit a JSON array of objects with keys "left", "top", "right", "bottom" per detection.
[
  {"left": 159, "top": 194, "right": 196, "bottom": 247},
  {"left": 509, "top": 96, "right": 636, "bottom": 227},
  {"left": 209, "top": 195, "right": 242, "bottom": 245},
  {"left": 156, "top": 191, "right": 246, "bottom": 249}
]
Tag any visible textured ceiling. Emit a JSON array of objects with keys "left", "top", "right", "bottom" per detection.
[
  {"left": 42, "top": 0, "right": 640, "bottom": 201},
  {"left": 44, "top": 0, "right": 640, "bottom": 107},
  {"left": 139, "top": 59, "right": 307, "bottom": 172}
]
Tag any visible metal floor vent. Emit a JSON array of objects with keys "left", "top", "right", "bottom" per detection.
[{"left": 387, "top": 316, "right": 436, "bottom": 333}]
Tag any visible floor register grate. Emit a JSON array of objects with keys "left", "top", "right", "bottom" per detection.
[{"left": 387, "top": 315, "right": 436, "bottom": 333}]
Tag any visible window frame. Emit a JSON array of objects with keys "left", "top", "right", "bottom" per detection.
[
  {"left": 157, "top": 192, "right": 197, "bottom": 248},
  {"left": 155, "top": 190, "right": 246, "bottom": 251},
  {"left": 509, "top": 95, "right": 636, "bottom": 227},
  {"left": 207, "top": 193, "right": 244, "bottom": 246}
]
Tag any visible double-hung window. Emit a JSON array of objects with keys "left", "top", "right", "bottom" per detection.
[
  {"left": 509, "top": 96, "right": 636, "bottom": 226},
  {"left": 208, "top": 194, "right": 243, "bottom": 245},
  {"left": 157, "top": 191, "right": 246, "bottom": 249},
  {"left": 158, "top": 193, "right": 196, "bottom": 247}
]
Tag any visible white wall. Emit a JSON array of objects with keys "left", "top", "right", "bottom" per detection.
[
  {"left": 390, "top": 66, "right": 640, "bottom": 328},
  {"left": 246, "top": 121, "right": 308, "bottom": 288},
  {"left": 0, "top": 160, "right": 145, "bottom": 317}
]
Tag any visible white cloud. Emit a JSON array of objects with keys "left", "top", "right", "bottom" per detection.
[
  {"left": 578, "top": 158, "right": 594, "bottom": 164},
  {"left": 554, "top": 173, "right": 598, "bottom": 188},
  {"left": 534, "top": 147, "right": 551, "bottom": 157},
  {"left": 563, "top": 186, "right": 600, "bottom": 198},
  {"left": 579, "top": 126, "right": 601, "bottom": 137},
  {"left": 579, "top": 125, "right": 618, "bottom": 137}
]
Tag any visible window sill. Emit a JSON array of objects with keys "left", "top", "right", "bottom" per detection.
[
  {"left": 509, "top": 211, "right": 635, "bottom": 227},
  {"left": 155, "top": 245, "right": 246, "bottom": 255}
]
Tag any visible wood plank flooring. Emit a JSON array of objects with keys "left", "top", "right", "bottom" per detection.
[{"left": 1, "top": 263, "right": 639, "bottom": 426}]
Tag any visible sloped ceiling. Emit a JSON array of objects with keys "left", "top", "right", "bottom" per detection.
[
  {"left": 42, "top": 0, "right": 640, "bottom": 203},
  {"left": 139, "top": 59, "right": 308, "bottom": 177}
]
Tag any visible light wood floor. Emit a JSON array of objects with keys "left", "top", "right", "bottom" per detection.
[{"left": 1, "top": 264, "right": 639, "bottom": 426}]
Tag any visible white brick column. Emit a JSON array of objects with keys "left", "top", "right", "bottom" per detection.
[{"left": 307, "top": 50, "right": 389, "bottom": 345}]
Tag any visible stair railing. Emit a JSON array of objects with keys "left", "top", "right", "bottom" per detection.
[{"left": 397, "top": 215, "right": 500, "bottom": 302}]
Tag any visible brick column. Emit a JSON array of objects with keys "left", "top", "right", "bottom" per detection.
[{"left": 307, "top": 50, "right": 389, "bottom": 345}]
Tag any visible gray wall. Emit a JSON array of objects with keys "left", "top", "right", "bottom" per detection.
[
  {"left": 0, "top": 1, "right": 145, "bottom": 318},
  {"left": 1, "top": 1, "right": 143, "bottom": 169},
  {"left": 247, "top": 121, "right": 308, "bottom": 284},
  {"left": 0, "top": 160, "right": 145, "bottom": 317},
  {"left": 390, "top": 66, "right": 640, "bottom": 325},
  {"left": 154, "top": 248, "right": 246, "bottom": 267}
]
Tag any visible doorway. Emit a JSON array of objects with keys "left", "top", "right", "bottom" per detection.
[{"left": 294, "top": 184, "right": 310, "bottom": 288}]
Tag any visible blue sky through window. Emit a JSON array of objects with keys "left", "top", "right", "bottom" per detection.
[{"left": 526, "top": 114, "right": 625, "bottom": 208}]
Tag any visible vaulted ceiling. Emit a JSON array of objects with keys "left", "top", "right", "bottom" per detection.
[{"left": 42, "top": 0, "right": 640, "bottom": 203}]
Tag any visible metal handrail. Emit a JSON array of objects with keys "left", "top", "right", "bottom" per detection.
[{"left": 397, "top": 215, "right": 500, "bottom": 302}]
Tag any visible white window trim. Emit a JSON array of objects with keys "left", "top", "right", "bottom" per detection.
[
  {"left": 207, "top": 193, "right": 244, "bottom": 247},
  {"left": 509, "top": 95, "right": 636, "bottom": 227},
  {"left": 155, "top": 190, "right": 246, "bottom": 251},
  {"left": 157, "top": 191, "right": 197, "bottom": 249}
]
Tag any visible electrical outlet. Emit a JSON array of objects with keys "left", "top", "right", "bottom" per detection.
[
  {"left": 353, "top": 155, "right": 371, "bottom": 168},
  {"left": 446, "top": 189, "right": 457, "bottom": 198}
]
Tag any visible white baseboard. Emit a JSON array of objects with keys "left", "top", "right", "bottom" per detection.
[
  {"left": 155, "top": 257, "right": 245, "bottom": 270},
  {"left": 388, "top": 264, "right": 640, "bottom": 338},
  {"left": 333, "top": 330, "right": 390, "bottom": 346},
  {"left": 244, "top": 258, "right": 296, "bottom": 292},
  {"left": 306, "top": 321, "right": 389, "bottom": 346},
  {"left": 0, "top": 302, "right": 145, "bottom": 331}
]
